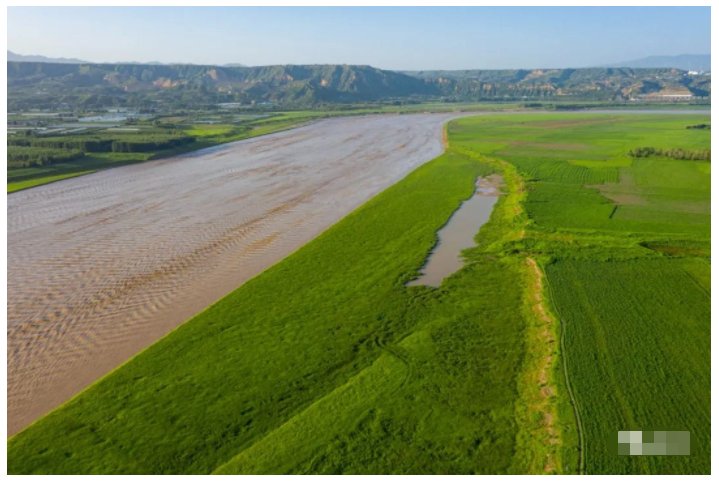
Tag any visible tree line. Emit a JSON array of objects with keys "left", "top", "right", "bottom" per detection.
[
  {"left": 8, "top": 146, "right": 85, "bottom": 168},
  {"left": 628, "top": 146, "right": 710, "bottom": 161},
  {"left": 8, "top": 132, "right": 195, "bottom": 154}
]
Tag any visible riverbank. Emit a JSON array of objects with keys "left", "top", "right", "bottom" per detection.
[{"left": 7, "top": 113, "right": 457, "bottom": 436}]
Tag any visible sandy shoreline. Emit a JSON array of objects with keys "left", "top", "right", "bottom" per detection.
[{"left": 7, "top": 113, "right": 459, "bottom": 435}]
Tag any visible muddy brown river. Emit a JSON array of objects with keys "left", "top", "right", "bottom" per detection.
[{"left": 7, "top": 113, "right": 460, "bottom": 435}]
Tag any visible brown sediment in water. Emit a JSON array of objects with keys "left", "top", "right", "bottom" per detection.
[
  {"left": 7, "top": 113, "right": 463, "bottom": 435},
  {"left": 408, "top": 174, "right": 503, "bottom": 287}
]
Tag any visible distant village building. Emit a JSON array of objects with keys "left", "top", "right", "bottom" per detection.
[{"left": 641, "top": 86, "right": 694, "bottom": 101}]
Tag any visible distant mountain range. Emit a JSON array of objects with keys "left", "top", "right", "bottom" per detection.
[
  {"left": 9, "top": 50, "right": 710, "bottom": 72},
  {"left": 7, "top": 50, "right": 88, "bottom": 64},
  {"left": 7, "top": 51, "right": 247, "bottom": 68},
  {"left": 7, "top": 59, "right": 711, "bottom": 111},
  {"left": 606, "top": 54, "right": 710, "bottom": 72}
]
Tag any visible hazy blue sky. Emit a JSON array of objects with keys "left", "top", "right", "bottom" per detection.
[{"left": 7, "top": 6, "right": 711, "bottom": 69}]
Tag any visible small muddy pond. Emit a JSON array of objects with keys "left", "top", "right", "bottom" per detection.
[{"left": 408, "top": 175, "right": 502, "bottom": 287}]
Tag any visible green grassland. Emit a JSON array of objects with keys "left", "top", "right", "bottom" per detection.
[
  {"left": 8, "top": 146, "right": 540, "bottom": 474},
  {"left": 8, "top": 113, "right": 710, "bottom": 474}
]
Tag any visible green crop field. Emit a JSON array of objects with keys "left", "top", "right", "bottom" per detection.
[
  {"left": 450, "top": 114, "right": 710, "bottom": 236},
  {"left": 8, "top": 112, "right": 710, "bottom": 474},
  {"left": 451, "top": 113, "right": 710, "bottom": 474},
  {"left": 546, "top": 259, "right": 710, "bottom": 474}
]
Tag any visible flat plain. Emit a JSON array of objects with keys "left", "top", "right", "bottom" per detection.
[{"left": 8, "top": 112, "right": 710, "bottom": 475}]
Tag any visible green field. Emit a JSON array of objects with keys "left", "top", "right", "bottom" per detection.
[
  {"left": 8, "top": 112, "right": 710, "bottom": 474},
  {"left": 8, "top": 146, "right": 537, "bottom": 474},
  {"left": 451, "top": 113, "right": 710, "bottom": 473},
  {"left": 546, "top": 258, "right": 710, "bottom": 474}
]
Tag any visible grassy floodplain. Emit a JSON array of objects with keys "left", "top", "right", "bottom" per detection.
[{"left": 8, "top": 112, "right": 709, "bottom": 474}]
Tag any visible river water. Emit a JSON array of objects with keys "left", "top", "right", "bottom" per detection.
[
  {"left": 7, "top": 113, "right": 462, "bottom": 435},
  {"left": 408, "top": 175, "right": 502, "bottom": 287}
]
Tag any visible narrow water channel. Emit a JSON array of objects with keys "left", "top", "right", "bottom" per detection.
[{"left": 408, "top": 175, "right": 502, "bottom": 287}]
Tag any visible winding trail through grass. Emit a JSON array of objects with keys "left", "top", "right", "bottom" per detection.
[{"left": 543, "top": 262, "right": 585, "bottom": 474}]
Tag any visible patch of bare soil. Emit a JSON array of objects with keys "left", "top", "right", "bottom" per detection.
[{"left": 590, "top": 171, "right": 647, "bottom": 206}]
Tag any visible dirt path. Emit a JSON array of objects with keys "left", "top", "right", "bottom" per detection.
[
  {"left": 525, "top": 257, "right": 562, "bottom": 473},
  {"left": 7, "top": 113, "right": 460, "bottom": 435}
]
